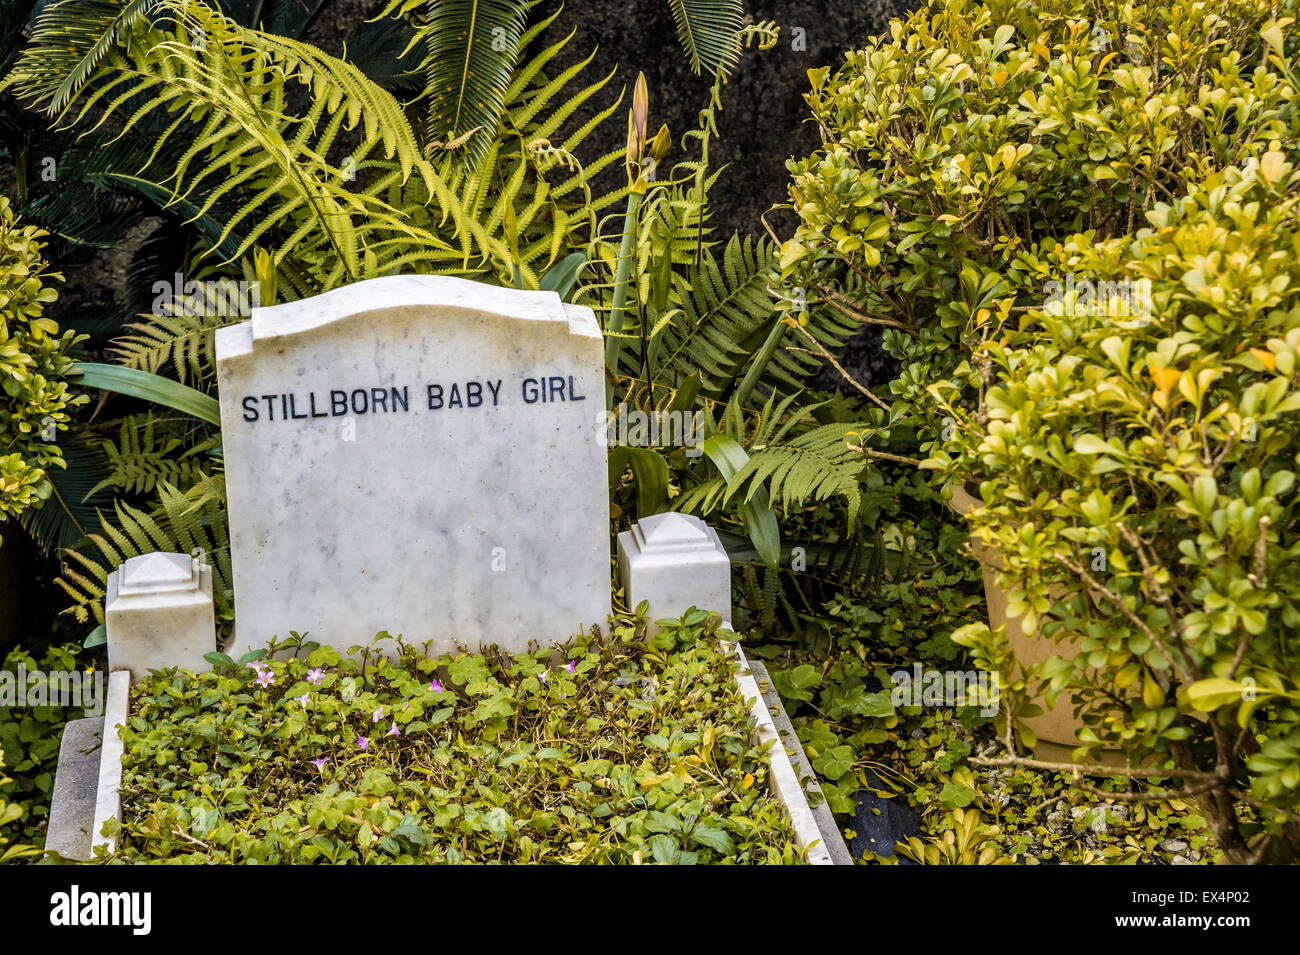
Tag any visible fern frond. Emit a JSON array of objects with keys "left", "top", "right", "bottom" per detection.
[
  {"left": 88, "top": 416, "right": 215, "bottom": 496},
  {"left": 653, "top": 233, "right": 783, "bottom": 395},
  {"left": 10, "top": 0, "right": 165, "bottom": 112},
  {"left": 727, "top": 421, "right": 868, "bottom": 529},
  {"left": 380, "top": 0, "right": 530, "bottom": 169},
  {"left": 377, "top": 12, "right": 624, "bottom": 286},
  {"left": 56, "top": 478, "right": 230, "bottom": 626},
  {"left": 54, "top": 1, "right": 453, "bottom": 287},
  {"left": 666, "top": 0, "right": 744, "bottom": 77},
  {"left": 110, "top": 290, "right": 242, "bottom": 384}
]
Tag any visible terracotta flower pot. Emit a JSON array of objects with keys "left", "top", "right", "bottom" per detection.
[{"left": 949, "top": 486, "right": 1122, "bottom": 765}]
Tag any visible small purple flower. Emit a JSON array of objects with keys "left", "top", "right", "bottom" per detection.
[
  {"left": 538, "top": 670, "right": 548, "bottom": 684},
  {"left": 371, "top": 707, "right": 384, "bottom": 723},
  {"left": 357, "top": 736, "right": 369, "bottom": 750},
  {"left": 312, "top": 757, "right": 329, "bottom": 770},
  {"left": 566, "top": 660, "right": 577, "bottom": 675},
  {"left": 388, "top": 722, "right": 400, "bottom": 737},
  {"left": 295, "top": 693, "right": 310, "bottom": 706},
  {"left": 430, "top": 679, "right": 444, "bottom": 693},
  {"left": 256, "top": 668, "right": 275, "bottom": 688},
  {"left": 307, "top": 668, "right": 325, "bottom": 686}
]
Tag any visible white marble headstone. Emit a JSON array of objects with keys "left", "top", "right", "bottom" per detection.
[{"left": 215, "top": 275, "right": 609, "bottom": 658}]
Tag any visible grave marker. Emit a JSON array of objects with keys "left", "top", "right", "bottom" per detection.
[{"left": 215, "top": 275, "right": 608, "bottom": 658}]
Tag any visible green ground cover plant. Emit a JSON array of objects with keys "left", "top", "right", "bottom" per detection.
[
  {"left": 0, "top": 643, "right": 85, "bottom": 851},
  {"left": 0, "top": 748, "right": 39, "bottom": 863},
  {"left": 106, "top": 613, "right": 805, "bottom": 864},
  {"left": 761, "top": 585, "right": 1217, "bottom": 864}
]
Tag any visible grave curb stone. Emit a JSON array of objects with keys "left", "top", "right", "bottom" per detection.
[
  {"left": 91, "top": 670, "right": 130, "bottom": 856},
  {"left": 616, "top": 512, "right": 841, "bottom": 863},
  {"left": 750, "top": 659, "right": 855, "bottom": 865},
  {"left": 731, "top": 644, "right": 839, "bottom": 865},
  {"left": 44, "top": 716, "right": 104, "bottom": 862}
]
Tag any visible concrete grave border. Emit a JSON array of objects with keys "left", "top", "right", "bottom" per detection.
[
  {"left": 74, "top": 513, "right": 850, "bottom": 864},
  {"left": 84, "top": 645, "right": 846, "bottom": 864}
]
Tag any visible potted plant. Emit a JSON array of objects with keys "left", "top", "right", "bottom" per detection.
[{"left": 778, "top": 0, "right": 1300, "bottom": 774}]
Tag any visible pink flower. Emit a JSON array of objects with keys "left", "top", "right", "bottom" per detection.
[
  {"left": 538, "top": 670, "right": 548, "bottom": 683},
  {"left": 312, "top": 757, "right": 329, "bottom": 770},
  {"left": 566, "top": 660, "right": 577, "bottom": 675},
  {"left": 256, "top": 669, "right": 275, "bottom": 688},
  {"left": 357, "top": 736, "right": 369, "bottom": 750},
  {"left": 388, "top": 722, "right": 400, "bottom": 737},
  {"left": 295, "top": 693, "right": 309, "bottom": 706},
  {"left": 371, "top": 707, "right": 384, "bottom": 723},
  {"left": 430, "top": 679, "right": 444, "bottom": 693},
  {"left": 307, "top": 668, "right": 325, "bottom": 686}
]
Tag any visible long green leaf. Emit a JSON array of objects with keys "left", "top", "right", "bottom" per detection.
[
  {"left": 700, "top": 433, "right": 780, "bottom": 566},
  {"left": 70, "top": 362, "right": 221, "bottom": 425},
  {"left": 608, "top": 445, "right": 670, "bottom": 519},
  {"left": 539, "top": 251, "right": 587, "bottom": 299}
]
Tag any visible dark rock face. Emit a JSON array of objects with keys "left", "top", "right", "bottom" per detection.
[
  {"left": 534, "top": 0, "right": 920, "bottom": 242},
  {"left": 848, "top": 771, "right": 923, "bottom": 861},
  {"left": 531, "top": 0, "right": 919, "bottom": 391}
]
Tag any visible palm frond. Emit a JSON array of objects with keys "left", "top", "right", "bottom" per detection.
[
  {"left": 216, "top": 0, "right": 325, "bottom": 38},
  {"left": 19, "top": 430, "right": 117, "bottom": 554},
  {"left": 343, "top": 7, "right": 423, "bottom": 90}
]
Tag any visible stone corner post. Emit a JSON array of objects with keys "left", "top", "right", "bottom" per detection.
[
  {"left": 105, "top": 551, "right": 216, "bottom": 680},
  {"left": 616, "top": 512, "right": 731, "bottom": 633}
]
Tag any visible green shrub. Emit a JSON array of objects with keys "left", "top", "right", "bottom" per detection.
[
  {"left": 0, "top": 196, "right": 86, "bottom": 545},
  {"left": 781, "top": 0, "right": 1300, "bottom": 862},
  {"left": 780, "top": 0, "right": 1300, "bottom": 446},
  {"left": 0, "top": 748, "right": 40, "bottom": 864},
  {"left": 0, "top": 643, "right": 87, "bottom": 852},
  {"left": 107, "top": 616, "right": 805, "bottom": 864},
  {"left": 940, "top": 159, "right": 1300, "bottom": 863}
]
